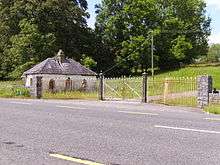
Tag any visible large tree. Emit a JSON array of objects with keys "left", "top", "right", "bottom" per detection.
[
  {"left": 0, "top": 0, "right": 94, "bottom": 79},
  {"left": 95, "top": 0, "right": 211, "bottom": 75}
]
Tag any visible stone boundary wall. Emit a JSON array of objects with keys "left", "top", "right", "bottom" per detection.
[{"left": 209, "top": 93, "right": 220, "bottom": 104}]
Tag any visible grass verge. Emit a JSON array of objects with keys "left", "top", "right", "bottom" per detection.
[
  {"left": 43, "top": 91, "right": 98, "bottom": 100},
  {"left": 204, "top": 105, "right": 220, "bottom": 114},
  {"left": 0, "top": 81, "right": 30, "bottom": 98},
  {"left": 151, "top": 97, "right": 197, "bottom": 107}
]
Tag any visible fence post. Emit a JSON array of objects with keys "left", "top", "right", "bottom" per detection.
[
  {"left": 99, "top": 72, "right": 104, "bottom": 101},
  {"left": 142, "top": 72, "right": 148, "bottom": 103},
  {"left": 197, "top": 75, "right": 212, "bottom": 108}
]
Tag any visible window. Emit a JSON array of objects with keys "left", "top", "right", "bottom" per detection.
[
  {"left": 65, "top": 77, "right": 71, "bottom": 91},
  {"left": 80, "top": 79, "right": 87, "bottom": 91},
  {"left": 30, "top": 78, "right": 33, "bottom": 86},
  {"left": 49, "top": 79, "right": 55, "bottom": 92}
]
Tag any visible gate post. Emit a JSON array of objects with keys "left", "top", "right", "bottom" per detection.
[
  {"left": 30, "top": 76, "right": 42, "bottom": 99},
  {"left": 99, "top": 72, "right": 104, "bottom": 101},
  {"left": 197, "top": 75, "right": 212, "bottom": 108},
  {"left": 163, "top": 78, "right": 169, "bottom": 104},
  {"left": 142, "top": 72, "right": 148, "bottom": 103}
]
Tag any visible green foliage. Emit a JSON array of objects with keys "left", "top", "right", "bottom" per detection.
[
  {"left": 120, "top": 36, "right": 152, "bottom": 74},
  {"left": 95, "top": 0, "right": 211, "bottom": 74},
  {"left": 207, "top": 44, "right": 220, "bottom": 62},
  {"left": 0, "top": 0, "right": 212, "bottom": 79},
  {"left": 170, "top": 36, "right": 192, "bottom": 60},
  {"left": 8, "top": 19, "right": 56, "bottom": 66},
  {"left": 0, "top": 81, "right": 30, "bottom": 98},
  {"left": 81, "top": 55, "right": 97, "bottom": 70},
  {"left": 8, "top": 61, "right": 36, "bottom": 80},
  {"left": 0, "top": 0, "right": 96, "bottom": 79}
]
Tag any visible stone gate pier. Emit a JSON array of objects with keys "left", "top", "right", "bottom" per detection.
[{"left": 197, "top": 75, "right": 212, "bottom": 108}]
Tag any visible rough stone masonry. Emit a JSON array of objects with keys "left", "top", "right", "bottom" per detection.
[{"left": 197, "top": 75, "right": 212, "bottom": 108}]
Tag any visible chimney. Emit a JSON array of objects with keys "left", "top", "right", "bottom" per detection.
[{"left": 57, "top": 49, "right": 65, "bottom": 63}]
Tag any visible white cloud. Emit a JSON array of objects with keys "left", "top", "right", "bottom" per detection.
[
  {"left": 209, "top": 33, "right": 220, "bottom": 44},
  {"left": 206, "top": 0, "right": 220, "bottom": 9}
]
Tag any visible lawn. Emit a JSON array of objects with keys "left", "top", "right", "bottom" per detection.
[{"left": 156, "top": 65, "right": 220, "bottom": 89}]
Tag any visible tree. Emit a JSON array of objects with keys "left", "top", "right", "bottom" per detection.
[
  {"left": 0, "top": 0, "right": 94, "bottom": 79},
  {"left": 95, "top": 0, "right": 211, "bottom": 75},
  {"left": 81, "top": 54, "right": 97, "bottom": 70},
  {"left": 207, "top": 44, "right": 220, "bottom": 62},
  {"left": 120, "top": 36, "right": 152, "bottom": 75},
  {"left": 8, "top": 19, "right": 56, "bottom": 68}
]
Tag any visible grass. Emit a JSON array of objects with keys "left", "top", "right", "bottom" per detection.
[
  {"left": 105, "top": 76, "right": 197, "bottom": 98},
  {"left": 151, "top": 97, "right": 197, "bottom": 107},
  {"left": 104, "top": 65, "right": 219, "bottom": 101},
  {"left": 43, "top": 91, "right": 98, "bottom": 100},
  {"left": 104, "top": 78, "right": 142, "bottom": 99},
  {"left": 204, "top": 105, "right": 220, "bottom": 114},
  {"left": 0, "top": 81, "right": 30, "bottom": 98},
  {"left": 156, "top": 66, "right": 220, "bottom": 89}
]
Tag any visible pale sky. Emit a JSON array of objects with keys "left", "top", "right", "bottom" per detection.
[{"left": 87, "top": 0, "right": 220, "bottom": 44}]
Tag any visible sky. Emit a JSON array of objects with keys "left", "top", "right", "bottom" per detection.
[{"left": 87, "top": 0, "right": 220, "bottom": 44}]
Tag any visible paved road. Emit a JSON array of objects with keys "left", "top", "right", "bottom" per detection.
[{"left": 0, "top": 98, "right": 219, "bottom": 165}]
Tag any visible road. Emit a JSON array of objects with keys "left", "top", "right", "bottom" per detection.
[{"left": 0, "top": 98, "right": 219, "bottom": 165}]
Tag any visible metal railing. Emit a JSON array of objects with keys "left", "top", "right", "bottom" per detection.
[{"left": 101, "top": 75, "right": 198, "bottom": 107}]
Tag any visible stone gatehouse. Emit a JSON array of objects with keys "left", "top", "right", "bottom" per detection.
[{"left": 22, "top": 50, "right": 97, "bottom": 94}]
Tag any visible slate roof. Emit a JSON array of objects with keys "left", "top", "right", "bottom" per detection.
[{"left": 23, "top": 51, "right": 97, "bottom": 76}]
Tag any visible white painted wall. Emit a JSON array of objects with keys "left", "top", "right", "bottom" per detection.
[
  {"left": 25, "top": 74, "right": 97, "bottom": 92},
  {"left": 25, "top": 75, "right": 33, "bottom": 87}
]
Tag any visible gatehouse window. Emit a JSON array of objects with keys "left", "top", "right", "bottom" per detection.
[
  {"left": 65, "top": 77, "right": 71, "bottom": 90},
  {"left": 30, "top": 78, "right": 33, "bottom": 86},
  {"left": 49, "top": 79, "right": 55, "bottom": 92},
  {"left": 80, "top": 79, "right": 87, "bottom": 91}
]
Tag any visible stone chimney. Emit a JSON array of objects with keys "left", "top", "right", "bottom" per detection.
[{"left": 57, "top": 49, "right": 65, "bottom": 63}]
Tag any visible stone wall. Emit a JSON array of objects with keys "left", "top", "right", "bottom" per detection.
[{"left": 209, "top": 93, "right": 220, "bottom": 104}]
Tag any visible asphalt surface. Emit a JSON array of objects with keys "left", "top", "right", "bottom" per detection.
[{"left": 0, "top": 98, "right": 219, "bottom": 165}]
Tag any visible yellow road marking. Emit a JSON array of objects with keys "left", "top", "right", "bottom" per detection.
[
  {"left": 118, "top": 111, "right": 158, "bottom": 116},
  {"left": 50, "top": 153, "right": 104, "bottom": 165}
]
